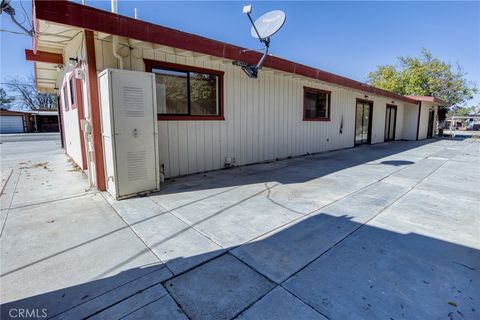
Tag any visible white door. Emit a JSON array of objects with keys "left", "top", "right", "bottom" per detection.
[
  {"left": 111, "top": 72, "right": 157, "bottom": 197},
  {"left": 0, "top": 116, "right": 24, "bottom": 133}
]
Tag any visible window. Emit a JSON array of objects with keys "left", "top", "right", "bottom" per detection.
[
  {"left": 69, "top": 78, "right": 76, "bottom": 109},
  {"left": 303, "top": 87, "right": 331, "bottom": 121},
  {"left": 145, "top": 59, "right": 224, "bottom": 120},
  {"left": 62, "top": 85, "right": 69, "bottom": 111}
]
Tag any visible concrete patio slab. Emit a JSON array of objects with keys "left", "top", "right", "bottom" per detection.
[
  {"left": 283, "top": 224, "right": 479, "bottom": 319},
  {"left": 89, "top": 283, "right": 167, "bottom": 320},
  {"left": 236, "top": 287, "right": 327, "bottom": 320},
  {"left": 232, "top": 180, "right": 410, "bottom": 283},
  {"left": 122, "top": 294, "right": 187, "bottom": 320},
  {"left": 2, "top": 135, "right": 478, "bottom": 320},
  {"left": 165, "top": 254, "right": 275, "bottom": 320},
  {"left": 0, "top": 193, "right": 166, "bottom": 318},
  {"left": 53, "top": 267, "right": 172, "bottom": 319},
  {"left": 265, "top": 173, "right": 374, "bottom": 215},
  {"left": 127, "top": 211, "right": 224, "bottom": 275},
  {"left": 193, "top": 187, "right": 303, "bottom": 248},
  {"left": 160, "top": 182, "right": 273, "bottom": 226}
]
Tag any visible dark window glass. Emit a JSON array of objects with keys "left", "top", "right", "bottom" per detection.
[
  {"left": 190, "top": 72, "right": 218, "bottom": 115},
  {"left": 154, "top": 69, "right": 188, "bottom": 114},
  {"left": 63, "top": 86, "right": 68, "bottom": 111},
  {"left": 305, "top": 90, "right": 329, "bottom": 119},
  {"left": 152, "top": 67, "right": 220, "bottom": 117},
  {"left": 69, "top": 79, "right": 75, "bottom": 106}
]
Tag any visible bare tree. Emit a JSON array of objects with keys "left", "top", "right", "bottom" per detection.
[
  {"left": 0, "top": 87, "right": 15, "bottom": 109},
  {"left": 5, "top": 75, "right": 57, "bottom": 110}
]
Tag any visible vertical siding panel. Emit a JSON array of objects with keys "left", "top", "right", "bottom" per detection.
[
  {"left": 196, "top": 121, "right": 206, "bottom": 172},
  {"left": 280, "top": 76, "right": 287, "bottom": 158},
  {"left": 165, "top": 53, "right": 175, "bottom": 63},
  {"left": 295, "top": 79, "right": 301, "bottom": 156},
  {"left": 288, "top": 77, "right": 294, "bottom": 156},
  {"left": 155, "top": 51, "right": 167, "bottom": 62},
  {"left": 233, "top": 68, "right": 241, "bottom": 165},
  {"left": 252, "top": 76, "right": 259, "bottom": 163},
  {"left": 177, "top": 121, "right": 189, "bottom": 175},
  {"left": 204, "top": 122, "right": 214, "bottom": 170},
  {"left": 226, "top": 66, "right": 235, "bottom": 161},
  {"left": 158, "top": 122, "right": 171, "bottom": 178},
  {"left": 143, "top": 48, "right": 154, "bottom": 60},
  {"left": 246, "top": 75, "right": 254, "bottom": 164},
  {"left": 260, "top": 73, "right": 266, "bottom": 161},
  {"left": 168, "top": 122, "right": 180, "bottom": 177},
  {"left": 187, "top": 123, "right": 198, "bottom": 174},
  {"left": 219, "top": 64, "right": 228, "bottom": 166},
  {"left": 273, "top": 74, "right": 279, "bottom": 158},
  {"left": 212, "top": 121, "right": 221, "bottom": 169},
  {"left": 94, "top": 38, "right": 104, "bottom": 71},
  {"left": 240, "top": 72, "right": 247, "bottom": 165},
  {"left": 267, "top": 73, "right": 274, "bottom": 160}
]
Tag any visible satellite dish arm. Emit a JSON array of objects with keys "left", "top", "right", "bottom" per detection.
[
  {"left": 256, "top": 37, "right": 269, "bottom": 70},
  {"left": 245, "top": 11, "right": 269, "bottom": 70},
  {"left": 246, "top": 12, "right": 262, "bottom": 42}
]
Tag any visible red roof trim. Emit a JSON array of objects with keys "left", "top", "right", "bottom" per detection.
[
  {"left": 406, "top": 96, "right": 447, "bottom": 106},
  {"left": 25, "top": 49, "right": 63, "bottom": 64},
  {"left": 33, "top": 0, "right": 419, "bottom": 104}
]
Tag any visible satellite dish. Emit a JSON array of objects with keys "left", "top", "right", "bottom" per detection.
[
  {"left": 233, "top": 5, "right": 286, "bottom": 79},
  {"left": 250, "top": 10, "right": 286, "bottom": 39}
]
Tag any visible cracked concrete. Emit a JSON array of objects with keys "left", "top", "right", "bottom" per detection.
[{"left": 1, "top": 134, "right": 479, "bottom": 320}]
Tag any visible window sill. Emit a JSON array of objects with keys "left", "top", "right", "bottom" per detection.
[
  {"left": 157, "top": 115, "right": 225, "bottom": 121},
  {"left": 303, "top": 117, "right": 330, "bottom": 122}
]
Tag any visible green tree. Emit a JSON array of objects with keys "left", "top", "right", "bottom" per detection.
[
  {"left": 0, "top": 87, "right": 15, "bottom": 109},
  {"left": 368, "top": 49, "right": 477, "bottom": 120}
]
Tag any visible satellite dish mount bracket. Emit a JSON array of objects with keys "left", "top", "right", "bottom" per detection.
[{"left": 233, "top": 6, "right": 277, "bottom": 79}]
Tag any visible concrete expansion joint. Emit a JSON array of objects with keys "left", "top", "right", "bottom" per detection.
[{"left": 100, "top": 192, "right": 172, "bottom": 274}]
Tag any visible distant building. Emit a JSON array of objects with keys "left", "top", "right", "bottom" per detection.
[{"left": 0, "top": 108, "right": 59, "bottom": 134}]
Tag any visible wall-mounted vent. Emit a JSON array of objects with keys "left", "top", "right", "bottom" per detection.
[
  {"left": 127, "top": 150, "right": 148, "bottom": 181},
  {"left": 123, "top": 86, "right": 145, "bottom": 117}
]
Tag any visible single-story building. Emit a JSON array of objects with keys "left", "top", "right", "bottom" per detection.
[
  {"left": 0, "top": 109, "right": 30, "bottom": 134},
  {"left": 25, "top": 0, "right": 446, "bottom": 197},
  {"left": 0, "top": 108, "right": 59, "bottom": 134}
]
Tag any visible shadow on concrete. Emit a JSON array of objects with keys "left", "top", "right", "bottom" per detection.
[
  {"left": 380, "top": 160, "right": 414, "bottom": 166},
  {"left": 157, "top": 139, "right": 439, "bottom": 195},
  {"left": 1, "top": 214, "right": 478, "bottom": 320}
]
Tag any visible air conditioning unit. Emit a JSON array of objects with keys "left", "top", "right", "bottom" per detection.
[{"left": 98, "top": 69, "right": 159, "bottom": 199}]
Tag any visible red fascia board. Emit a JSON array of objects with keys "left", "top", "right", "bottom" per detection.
[
  {"left": 33, "top": 0, "right": 417, "bottom": 104},
  {"left": 406, "top": 96, "right": 447, "bottom": 106},
  {"left": 25, "top": 49, "right": 63, "bottom": 64}
]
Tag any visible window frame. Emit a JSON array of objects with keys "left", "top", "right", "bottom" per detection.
[
  {"left": 303, "top": 87, "right": 331, "bottom": 122},
  {"left": 144, "top": 59, "right": 225, "bottom": 121}
]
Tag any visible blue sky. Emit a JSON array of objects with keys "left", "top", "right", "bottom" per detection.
[{"left": 1, "top": 1, "right": 479, "bottom": 106}]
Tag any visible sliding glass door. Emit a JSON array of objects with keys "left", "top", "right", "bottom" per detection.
[
  {"left": 384, "top": 105, "right": 397, "bottom": 141},
  {"left": 355, "top": 100, "right": 373, "bottom": 145}
]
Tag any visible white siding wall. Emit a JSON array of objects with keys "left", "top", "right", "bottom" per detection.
[
  {"left": 418, "top": 102, "right": 438, "bottom": 140},
  {"left": 56, "top": 32, "right": 91, "bottom": 172},
  {"left": 94, "top": 38, "right": 419, "bottom": 178},
  {"left": 59, "top": 82, "right": 83, "bottom": 166}
]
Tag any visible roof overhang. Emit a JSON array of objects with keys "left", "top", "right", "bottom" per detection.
[
  {"left": 30, "top": 0, "right": 420, "bottom": 104},
  {"left": 406, "top": 96, "right": 447, "bottom": 106}
]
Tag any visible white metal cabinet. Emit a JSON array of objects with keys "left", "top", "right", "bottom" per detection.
[{"left": 98, "top": 69, "right": 159, "bottom": 199}]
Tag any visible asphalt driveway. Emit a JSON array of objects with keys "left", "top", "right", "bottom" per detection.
[{"left": 1, "top": 134, "right": 478, "bottom": 319}]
